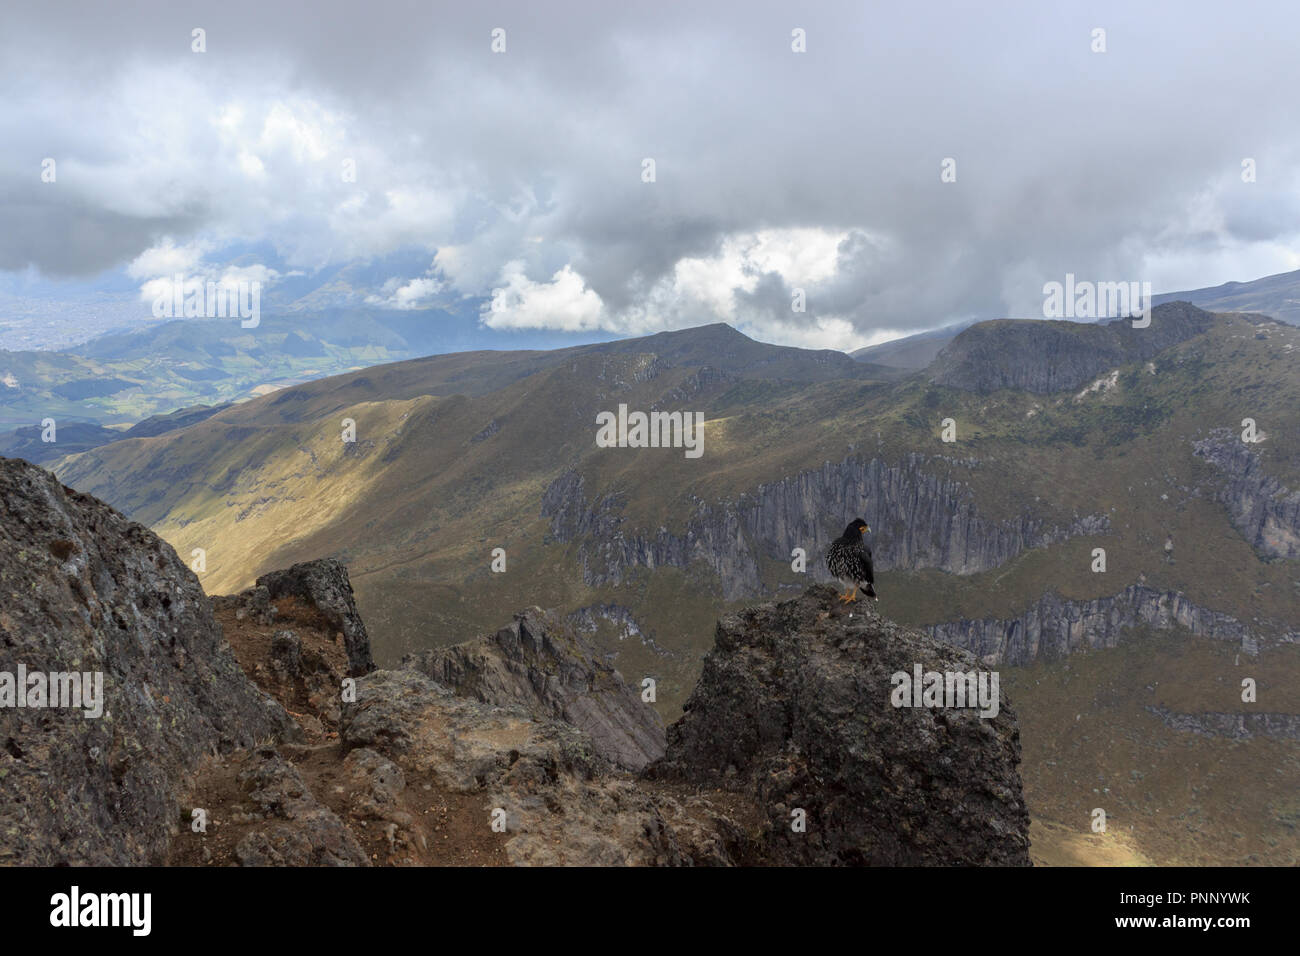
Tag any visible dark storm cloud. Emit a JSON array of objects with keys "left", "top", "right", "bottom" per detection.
[{"left": 2, "top": 0, "right": 1299, "bottom": 346}]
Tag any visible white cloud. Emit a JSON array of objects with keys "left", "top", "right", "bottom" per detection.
[
  {"left": 477, "top": 227, "right": 877, "bottom": 348},
  {"left": 8, "top": 0, "right": 1300, "bottom": 346},
  {"left": 482, "top": 263, "right": 606, "bottom": 331},
  {"left": 366, "top": 275, "right": 446, "bottom": 310},
  {"left": 126, "top": 238, "right": 210, "bottom": 280},
  {"left": 134, "top": 258, "right": 284, "bottom": 307}
]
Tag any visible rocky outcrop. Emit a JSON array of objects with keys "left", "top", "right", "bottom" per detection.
[
  {"left": 257, "top": 559, "right": 375, "bottom": 676},
  {"left": 0, "top": 456, "right": 294, "bottom": 866},
  {"left": 212, "top": 585, "right": 277, "bottom": 625},
  {"left": 928, "top": 302, "right": 1218, "bottom": 394},
  {"left": 404, "top": 607, "right": 666, "bottom": 770},
  {"left": 204, "top": 579, "right": 1033, "bottom": 866},
  {"left": 1145, "top": 705, "right": 1300, "bottom": 741},
  {"left": 650, "top": 585, "right": 1031, "bottom": 866},
  {"left": 339, "top": 669, "right": 732, "bottom": 865},
  {"left": 926, "top": 584, "right": 1269, "bottom": 666},
  {"left": 651, "top": 365, "right": 737, "bottom": 407},
  {"left": 0, "top": 456, "right": 1036, "bottom": 866},
  {"left": 543, "top": 456, "right": 1108, "bottom": 600},
  {"left": 1194, "top": 429, "right": 1300, "bottom": 559}
]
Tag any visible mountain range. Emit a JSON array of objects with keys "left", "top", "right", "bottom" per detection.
[
  {"left": 7, "top": 277, "right": 1300, "bottom": 866},
  {"left": 7, "top": 266, "right": 1300, "bottom": 438}
]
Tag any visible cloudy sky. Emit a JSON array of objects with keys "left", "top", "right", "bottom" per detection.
[{"left": 3, "top": 0, "right": 1300, "bottom": 351}]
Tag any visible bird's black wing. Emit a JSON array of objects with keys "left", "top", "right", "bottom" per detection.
[{"left": 855, "top": 546, "right": 874, "bottom": 585}]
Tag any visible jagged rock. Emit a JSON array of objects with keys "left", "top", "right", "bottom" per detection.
[
  {"left": 211, "top": 585, "right": 276, "bottom": 625},
  {"left": 233, "top": 751, "right": 368, "bottom": 866},
  {"left": 340, "top": 668, "right": 732, "bottom": 865},
  {"left": 929, "top": 302, "right": 1218, "bottom": 394},
  {"left": 0, "top": 455, "right": 1040, "bottom": 867},
  {"left": 257, "top": 559, "right": 374, "bottom": 676},
  {"left": 341, "top": 669, "right": 600, "bottom": 792},
  {"left": 649, "top": 585, "right": 1031, "bottom": 866},
  {"left": 405, "top": 607, "right": 665, "bottom": 770},
  {"left": 543, "top": 456, "right": 1108, "bottom": 601},
  {"left": 927, "top": 584, "right": 1269, "bottom": 666},
  {"left": 1194, "top": 429, "right": 1300, "bottom": 559},
  {"left": 735, "top": 456, "right": 1109, "bottom": 578},
  {"left": 0, "top": 456, "right": 294, "bottom": 866}
]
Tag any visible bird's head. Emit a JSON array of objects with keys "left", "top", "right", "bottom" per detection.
[{"left": 845, "top": 518, "right": 870, "bottom": 538}]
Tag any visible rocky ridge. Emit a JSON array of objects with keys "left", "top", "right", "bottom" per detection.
[
  {"left": 404, "top": 607, "right": 666, "bottom": 771},
  {"left": 0, "top": 457, "right": 1033, "bottom": 866},
  {"left": 928, "top": 301, "right": 1221, "bottom": 395},
  {"left": 924, "top": 583, "right": 1288, "bottom": 666}
]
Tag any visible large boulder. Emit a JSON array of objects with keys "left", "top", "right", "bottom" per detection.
[
  {"left": 649, "top": 585, "right": 1032, "bottom": 866},
  {"left": 257, "top": 558, "right": 374, "bottom": 676},
  {"left": 405, "top": 607, "right": 665, "bottom": 770},
  {"left": 0, "top": 457, "right": 294, "bottom": 865}
]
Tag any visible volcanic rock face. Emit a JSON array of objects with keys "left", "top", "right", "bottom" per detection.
[
  {"left": 1194, "top": 429, "right": 1300, "bottom": 559},
  {"left": 405, "top": 607, "right": 665, "bottom": 770},
  {"left": 650, "top": 585, "right": 1032, "bottom": 866},
  {"left": 926, "top": 584, "right": 1269, "bottom": 666},
  {"left": 543, "top": 458, "right": 1108, "bottom": 601},
  {"left": 0, "top": 456, "right": 294, "bottom": 865},
  {"left": 257, "top": 559, "right": 375, "bottom": 676}
]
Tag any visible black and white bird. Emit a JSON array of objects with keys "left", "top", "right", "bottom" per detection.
[{"left": 825, "top": 518, "right": 876, "bottom": 603}]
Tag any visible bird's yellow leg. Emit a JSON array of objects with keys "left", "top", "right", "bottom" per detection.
[{"left": 839, "top": 586, "right": 858, "bottom": 603}]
